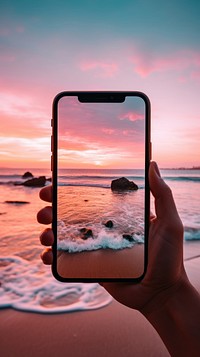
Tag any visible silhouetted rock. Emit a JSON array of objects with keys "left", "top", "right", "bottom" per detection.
[
  {"left": 80, "top": 228, "right": 93, "bottom": 240},
  {"left": 122, "top": 234, "right": 134, "bottom": 242},
  {"left": 111, "top": 177, "right": 138, "bottom": 191},
  {"left": 22, "top": 176, "right": 46, "bottom": 187},
  {"left": 104, "top": 220, "right": 113, "bottom": 228},
  {"left": 5, "top": 201, "right": 30, "bottom": 204},
  {"left": 22, "top": 171, "right": 33, "bottom": 179}
]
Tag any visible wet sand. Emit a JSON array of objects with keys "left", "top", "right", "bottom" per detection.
[
  {"left": 57, "top": 244, "right": 145, "bottom": 279},
  {"left": 0, "top": 300, "right": 170, "bottom": 357},
  {"left": 0, "top": 241, "right": 199, "bottom": 357}
]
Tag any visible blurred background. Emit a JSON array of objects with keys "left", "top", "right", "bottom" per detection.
[{"left": 0, "top": 0, "right": 200, "bottom": 313}]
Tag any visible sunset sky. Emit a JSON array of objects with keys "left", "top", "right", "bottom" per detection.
[
  {"left": 58, "top": 95, "right": 145, "bottom": 168},
  {"left": 0, "top": 0, "right": 200, "bottom": 168}
]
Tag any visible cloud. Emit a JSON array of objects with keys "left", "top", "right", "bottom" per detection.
[
  {"left": 58, "top": 141, "right": 140, "bottom": 168},
  {"left": 119, "top": 111, "right": 144, "bottom": 122},
  {"left": 79, "top": 60, "right": 118, "bottom": 77},
  {"left": 129, "top": 48, "right": 200, "bottom": 78},
  {"left": 57, "top": 100, "right": 145, "bottom": 168},
  {"left": 101, "top": 128, "right": 115, "bottom": 135},
  {"left": 0, "top": 92, "right": 49, "bottom": 119},
  {"left": 0, "top": 136, "right": 50, "bottom": 162},
  {"left": 190, "top": 70, "right": 200, "bottom": 81}
]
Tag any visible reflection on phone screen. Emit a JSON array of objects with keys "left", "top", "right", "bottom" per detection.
[{"left": 55, "top": 95, "right": 148, "bottom": 279}]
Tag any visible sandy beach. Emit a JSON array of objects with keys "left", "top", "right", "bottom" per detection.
[
  {"left": 0, "top": 300, "right": 169, "bottom": 357},
  {"left": 0, "top": 241, "right": 199, "bottom": 357},
  {"left": 57, "top": 245, "right": 145, "bottom": 279}
]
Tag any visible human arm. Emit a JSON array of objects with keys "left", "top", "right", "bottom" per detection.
[{"left": 142, "top": 277, "right": 200, "bottom": 357}]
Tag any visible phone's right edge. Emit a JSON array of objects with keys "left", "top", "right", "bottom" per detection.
[{"left": 138, "top": 91, "right": 151, "bottom": 282}]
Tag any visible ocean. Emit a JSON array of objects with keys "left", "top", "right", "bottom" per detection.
[
  {"left": 57, "top": 169, "right": 146, "bottom": 256},
  {"left": 0, "top": 167, "right": 200, "bottom": 313}
]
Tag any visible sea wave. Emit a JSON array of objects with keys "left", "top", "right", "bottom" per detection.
[
  {"left": 164, "top": 176, "right": 200, "bottom": 182},
  {"left": 0, "top": 256, "right": 112, "bottom": 314},
  {"left": 184, "top": 227, "right": 200, "bottom": 241},
  {"left": 59, "top": 175, "right": 145, "bottom": 180},
  {"left": 57, "top": 219, "right": 144, "bottom": 253},
  {"left": 1, "top": 172, "right": 200, "bottom": 186},
  {"left": 0, "top": 174, "right": 22, "bottom": 179},
  {"left": 58, "top": 182, "right": 145, "bottom": 189},
  {"left": 58, "top": 182, "right": 110, "bottom": 188}
]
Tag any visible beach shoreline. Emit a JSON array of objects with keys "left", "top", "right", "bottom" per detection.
[
  {"left": 0, "top": 300, "right": 170, "bottom": 357},
  {"left": 0, "top": 241, "right": 199, "bottom": 357}
]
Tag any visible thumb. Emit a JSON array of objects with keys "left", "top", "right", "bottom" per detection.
[{"left": 149, "top": 161, "right": 179, "bottom": 220}]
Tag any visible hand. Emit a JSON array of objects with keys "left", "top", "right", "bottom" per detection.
[{"left": 37, "top": 162, "right": 187, "bottom": 315}]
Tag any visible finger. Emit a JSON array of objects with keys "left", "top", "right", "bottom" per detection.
[
  {"left": 40, "top": 228, "right": 54, "bottom": 246},
  {"left": 150, "top": 210, "right": 156, "bottom": 220},
  {"left": 149, "top": 161, "right": 179, "bottom": 220},
  {"left": 39, "top": 185, "right": 52, "bottom": 203},
  {"left": 40, "top": 248, "right": 53, "bottom": 265},
  {"left": 37, "top": 206, "right": 52, "bottom": 224}
]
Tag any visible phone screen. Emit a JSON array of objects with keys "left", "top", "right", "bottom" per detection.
[{"left": 52, "top": 92, "right": 150, "bottom": 281}]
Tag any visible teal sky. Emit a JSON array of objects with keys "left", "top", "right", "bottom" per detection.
[{"left": 0, "top": 0, "right": 200, "bottom": 168}]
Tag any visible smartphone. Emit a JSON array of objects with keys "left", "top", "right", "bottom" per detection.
[{"left": 51, "top": 91, "right": 151, "bottom": 282}]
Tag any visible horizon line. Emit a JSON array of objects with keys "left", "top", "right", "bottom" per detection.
[{"left": 0, "top": 166, "right": 200, "bottom": 171}]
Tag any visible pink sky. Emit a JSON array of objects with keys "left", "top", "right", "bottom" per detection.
[
  {"left": 57, "top": 96, "right": 145, "bottom": 169},
  {"left": 0, "top": 2, "right": 200, "bottom": 169}
]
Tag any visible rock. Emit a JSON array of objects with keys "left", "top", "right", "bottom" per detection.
[
  {"left": 22, "top": 176, "right": 46, "bottom": 187},
  {"left": 80, "top": 228, "right": 87, "bottom": 234},
  {"left": 104, "top": 220, "right": 113, "bottom": 228},
  {"left": 122, "top": 234, "right": 134, "bottom": 242},
  {"left": 80, "top": 228, "right": 93, "bottom": 240},
  {"left": 5, "top": 201, "right": 30, "bottom": 204},
  {"left": 22, "top": 171, "right": 33, "bottom": 179},
  {"left": 111, "top": 177, "right": 138, "bottom": 191}
]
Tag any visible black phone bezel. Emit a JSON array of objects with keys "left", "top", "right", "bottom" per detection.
[{"left": 51, "top": 91, "right": 151, "bottom": 282}]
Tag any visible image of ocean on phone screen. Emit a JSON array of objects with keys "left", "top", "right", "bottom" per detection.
[
  {"left": 57, "top": 184, "right": 144, "bottom": 253},
  {"left": 0, "top": 167, "right": 200, "bottom": 314},
  {"left": 58, "top": 168, "right": 145, "bottom": 189}
]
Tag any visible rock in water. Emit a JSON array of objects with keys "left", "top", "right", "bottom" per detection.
[
  {"left": 122, "top": 234, "right": 134, "bottom": 242},
  {"left": 22, "top": 171, "right": 33, "bottom": 179},
  {"left": 5, "top": 201, "right": 30, "bottom": 205},
  {"left": 22, "top": 176, "right": 46, "bottom": 187},
  {"left": 104, "top": 220, "right": 113, "bottom": 228},
  {"left": 111, "top": 177, "right": 138, "bottom": 191},
  {"left": 80, "top": 228, "right": 93, "bottom": 240}
]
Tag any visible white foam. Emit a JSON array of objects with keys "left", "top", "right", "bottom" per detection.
[
  {"left": 184, "top": 228, "right": 200, "bottom": 241},
  {"left": 0, "top": 256, "right": 112, "bottom": 314},
  {"left": 57, "top": 220, "right": 144, "bottom": 253}
]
